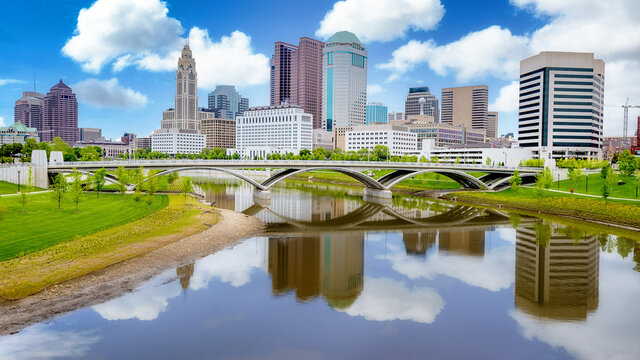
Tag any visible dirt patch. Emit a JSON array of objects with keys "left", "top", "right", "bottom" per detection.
[{"left": 0, "top": 208, "right": 264, "bottom": 336}]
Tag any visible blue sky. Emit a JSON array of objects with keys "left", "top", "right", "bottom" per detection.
[{"left": 1, "top": 0, "right": 639, "bottom": 140}]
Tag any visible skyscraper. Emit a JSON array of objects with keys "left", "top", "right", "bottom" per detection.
[
  {"left": 14, "top": 91, "right": 44, "bottom": 132},
  {"left": 322, "top": 31, "right": 367, "bottom": 131},
  {"left": 161, "top": 44, "right": 202, "bottom": 131},
  {"left": 42, "top": 80, "right": 78, "bottom": 144},
  {"left": 405, "top": 87, "right": 439, "bottom": 122},
  {"left": 518, "top": 51, "right": 604, "bottom": 159},
  {"left": 207, "top": 85, "right": 249, "bottom": 120},
  {"left": 487, "top": 111, "right": 498, "bottom": 139},
  {"left": 441, "top": 85, "right": 488, "bottom": 133},
  {"left": 366, "top": 102, "right": 388, "bottom": 124},
  {"left": 270, "top": 37, "right": 325, "bottom": 128}
]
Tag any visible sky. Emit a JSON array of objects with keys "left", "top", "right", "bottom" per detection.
[{"left": 1, "top": 0, "right": 639, "bottom": 141}]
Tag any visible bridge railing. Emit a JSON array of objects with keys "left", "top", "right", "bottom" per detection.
[{"left": 48, "top": 159, "right": 539, "bottom": 172}]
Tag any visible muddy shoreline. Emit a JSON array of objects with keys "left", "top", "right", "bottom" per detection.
[{"left": 0, "top": 208, "right": 264, "bottom": 336}]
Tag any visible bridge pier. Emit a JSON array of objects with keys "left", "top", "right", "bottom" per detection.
[
  {"left": 363, "top": 188, "right": 393, "bottom": 206},
  {"left": 253, "top": 189, "right": 271, "bottom": 207}
]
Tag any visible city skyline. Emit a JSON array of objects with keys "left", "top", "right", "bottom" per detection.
[{"left": 1, "top": 0, "right": 639, "bottom": 140}]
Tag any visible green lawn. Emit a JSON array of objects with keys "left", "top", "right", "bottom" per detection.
[
  {"left": 553, "top": 173, "right": 639, "bottom": 199},
  {"left": 0, "top": 181, "right": 44, "bottom": 195},
  {"left": 0, "top": 192, "right": 169, "bottom": 261}
]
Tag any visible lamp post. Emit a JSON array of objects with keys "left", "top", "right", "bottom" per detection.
[{"left": 16, "top": 168, "right": 21, "bottom": 192}]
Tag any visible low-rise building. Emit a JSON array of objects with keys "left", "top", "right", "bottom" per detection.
[
  {"left": 332, "top": 126, "right": 353, "bottom": 151},
  {"left": 603, "top": 136, "right": 637, "bottom": 160},
  {"left": 312, "top": 129, "right": 333, "bottom": 151},
  {"left": 76, "top": 139, "right": 131, "bottom": 158},
  {"left": 151, "top": 129, "right": 205, "bottom": 155},
  {"left": 232, "top": 104, "right": 313, "bottom": 158},
  {"left": 0, "top": 122, "right": 39, "bottom": 145},
  {"left": 345, "top": 124, "right": 417, "bottom": 156},
  {"left": 419, "top": 139, "right": 533, "bottom": 167},
  {"left": 135, "top": 137, "right": 152, "bottom": 150},
  {"left": 201, "top": 118, "right": 236, "bottom": 149},
  {"left": 366, "top": 102, "right": 388, "bottom": 124},
  {"left": 406, "top": 122, "right": 485, "bottom": 150},
  {"left": 79, "top": 128, "right": 102, "bottom": 142}
]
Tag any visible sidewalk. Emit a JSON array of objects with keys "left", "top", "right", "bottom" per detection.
[
  {"left": 523, "top": 186, "right": 640, "bottom": 202},
  {"left": 0, "top": 190, "right": 51, "bottom": 197}
]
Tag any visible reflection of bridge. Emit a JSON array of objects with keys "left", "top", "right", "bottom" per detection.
[
  {"left": 244, "top": 201, "right": 538, "bottom": 234},
  {"left": 46, "top": 159, "right": 540, "bottom": 200}
]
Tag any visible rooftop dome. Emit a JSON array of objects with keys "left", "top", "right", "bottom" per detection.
[{"left": 327, "top": 31, "right": 362, "bottom": 45}]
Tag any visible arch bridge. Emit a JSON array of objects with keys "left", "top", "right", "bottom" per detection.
[{"left": 47, "top": 159, "right": 540, "bottom": 200}]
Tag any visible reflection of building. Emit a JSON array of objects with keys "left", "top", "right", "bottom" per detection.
[
  {"left": 403, "top": 231, "right": 437, "bottom": 257},
  {"left": 267, "top": 233, "right": 364, "bottom": 308},
  {"left": 438, "top": 228, "right": 485, "bottom": 256},
  {"left": 176, "top": 263, "right": 195, "bottom": 291},
  {"left": 515, "top": 225, "right": 599, "bottom": 320}
]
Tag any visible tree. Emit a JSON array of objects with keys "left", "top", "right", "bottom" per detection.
[
  {"left": 146, "top": 170, "right": 159, "bottom": 197},
  {"left": 69, "top": 168, "right": 84, "bottom": 212},
  {"left": 617, "top": 150, "right": 637, "bottom": 176},
  {"left": 92, "top": 168, "right": 107, "bottom": 198},
  {"left": 534, "top": 167, "right": 553, "bottom": 198},
  {"left": 50, "top": 173, "right": 68, "bottom": 209},
  {"left": 602, "top": 177, "right": 610, "bottom": 201},
  {"left": 79, "top": 146, "right": 101, "bottom": 161},
  {"left": 533, "top": 221, "right": 552, "bottom": 248},
  {"left": 18, "top": 167, "right": 34, "bottom": 213},
  {"left": 115, "top": 166, "right": 129, "bottom": 195},
  {"left": 509, "top": 169, "right": 523, "bottom": 191},
  {"left": 485, "top": 157, "right": 492, "bottom": 166},
  {"left": 568, "top": 167, "right": 583, "bottom": 189},
  {"left": 509, "top": 212, "right": 521, "bottom": 229},
  {"left": 178, "top": 177, "right": 194, "bottom": 204},
  {"left": 373, "top": 145, "right": 389, "bottom": 160},
  {"left": 454, "top": 157, "right": 461, "bottom": 164}
]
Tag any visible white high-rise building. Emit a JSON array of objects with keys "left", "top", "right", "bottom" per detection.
[
  {"left": 345, "top": 124, "right": 417, "bottom": 156},
  {"left": 518, "top": 51, "right": 604, "bottom": 159},
  {"left": 322, "top": 31, "right": 367, "bottom": 131},
  {"left": 151, "top": 129, "right": 205, "bottom": 155},
  {"left": 233, "top": 104, "right": 313, "bottom": 159}
]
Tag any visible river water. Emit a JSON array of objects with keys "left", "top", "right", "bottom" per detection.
[{"left": 1, "top": 178, "right": 639, "bottom": 360}]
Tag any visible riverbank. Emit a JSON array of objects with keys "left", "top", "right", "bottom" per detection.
[
  {"left": 0, "top": 206, "right": 264, "bottom": 335},
  {"left": 445, "top": 188, "right": 640, "bottom": 231}
]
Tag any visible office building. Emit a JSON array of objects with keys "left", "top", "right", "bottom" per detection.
[
  {"left": 233, "top": 104, "right": 313, "bottom": 158},
  {"left": 366, "top": 102, "right": 388, "bottom": 124},
  {"left": 42, "top": 80, "right": 78, "bottom": 144},
  {"left": 407, "top": 122, "right": 485, "bottom": 150},
  {"left": 207, "top": 85, "right": 248, "bottom": 120},
  {"left": 486, "top": 111, "right": 498, "bottom": 139},
  {"left": 518, "top": 51, "right": 605, "bottom": 159},
  {"left": 79, "top": 128, "right": 101, "bottom": 142},
  {"left": 151, "top": 129, "right": 205, "bottom": 155},
  {"left": 332, "top": 126, "right": 352, "bottom": 151},
  {"left": 135, "top": 137, "right": 151, "bottom": 150},
  {"left": 270, "top": 37, "right": 325, "bottom": 129},
  {"left": 405, "top": 87, "right": 439, "bottom": 122},
  {"left": 388, "top": 112, "right": 404, "bottom": 122},
  {"left": 322, "top": 31, "right": 367, "bottom": 131},
  {"left": 0, "top": 122, "right": 39, "bottom": 145},
  {"left": 345, "top": 124, "right": 417, "bottom": 156},
  {"left": 201, "top": 118, "right": 236, "bottom": 149},
  {"left": 420, "top": 139, "right": 533, "bottom": 166},
  {"left": 441, "top": 85, "right": 488, "bottom": 134},
  {"left": 76, "top": 139, "right": 131, "bottom": 158},
  {"left": 312, "top": 129, "right": 333, "bottom": 151},
  {"left": 14, "top": 91, "right": 44, "bottom": 131}
]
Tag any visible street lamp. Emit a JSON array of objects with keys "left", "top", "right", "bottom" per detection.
[{"left": 16, "top": 168, "right": 21, "bottom": 192}]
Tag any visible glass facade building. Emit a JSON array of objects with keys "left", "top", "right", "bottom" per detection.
[{"left": 366, "top": 102, "right": 388, "bottom": 124}]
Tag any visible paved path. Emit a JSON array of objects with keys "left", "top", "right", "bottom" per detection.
[
  {"left": 0, "top": 190, "right": 51, "bottom": 197},
  {"left": 523, "top": 186, "right": 640, "bottom": 202}
]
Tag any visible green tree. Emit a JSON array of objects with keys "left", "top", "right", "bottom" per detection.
[
  {"left": 533, "top": 222, "right": 552, "bottom": 248},
  {"left": 509, "top": 212, "right": 521, "bottom": 229},
  {"left": 454, "top": 157, "right": 461, "bottom": 164},
  {"left": 178, "top": 177, "right": 194, "bottom": 204},
  {"left": 18, "top": 167, "right": 34, "bottom": 213},
  {"left": 50, "top": 173, "right": 68, "bottom": 209},
  {"left": 92, "top": 168, "right": 107, "bottom": 198},
  {"left": 568, "top": 167, "right": 583, "bottom": 189},
  {"left": 146, "top": 170, "right": 159, "bottom": 197},
  {"left": 509, "top": 169, "right": 523, "bottom": 191},
  {"left": 617, "top": 150, "right": 637, "bottom": 176},
  {"left": 115, "top": 166, "right": 129, "bottom": 195},
  {"left": 485, "top": 157, "right": 492, "bottom": 166},
  {"left": 602, "top": 178, "right": 610, "bottom": 201},
  {"left": 69, "top": 168, "right": 84, "bottom": 212},
  {"left": 373, "top": 145, "right": 389, "bottom": 160},
  {"left": 534, "top": 167, "right": 553, "bottom": 198},
  {"left": 79, "top": 146, "right": 101, "bottom": 161}
]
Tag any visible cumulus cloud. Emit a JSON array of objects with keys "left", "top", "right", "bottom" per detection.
[
  {"left": 62, "top": 0, "right": 269, "bottom": 89},
  {"left": 378, "top": 26, "right": 530, "bottom": 82},
  {"left": 316, "top": 0, "right": 444, "bottom": 42},
  {"left": 0, "top": 116, "right": 5, "bottom": 126},
  {"left": 341, "top": 277, "right": 444, "bottom": 324},
  {"left": 367, "top": 84, "right": 383, "bottom": 95},
  {"left": 0, "top": 78, "right": 26, "bottom": 86},
  {"left": 489, "top": 81, "right": 520, "bottom": 113},
  {"left": 73, "top": 78, "right": 148, "bottom": 109},
  {"left": 0, "top": 325, "right": 99, "bottom": 360}
]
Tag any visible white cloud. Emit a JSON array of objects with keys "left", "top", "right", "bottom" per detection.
[
  {"left": 93, "top": 279, "right": 181, "bottom": 321},
  {"left": 62, "top": 0, "right": 183, "bottom": 73},
  {"left": 73, "top": 78, "right": 148, "bottom": 109},
  {"left": 316, "top": 0, "right": 445, "bottom": 43},
  {"left": 0, "top": 116, "right": 5, "bottom": 126},
  {"left": 378, "top": 26, "right": 530, "bottom": 82},
  {"left": 0, "top": 325, "right": 99, "bottom": 360},
  {"left": 341, "top": 277, "right": 444, "bottom": 324},
  {"left": 62, "top": 0, "right": 269, "bottom": 89},
  {"left": 0, "top": 79, "right": 26, "bottom": 86},
  {"left": 367, "top": 84, "right": 383, "bottom": 95},
  {"left": 490, "top": 81, "right": 520, "bottom": 113}
]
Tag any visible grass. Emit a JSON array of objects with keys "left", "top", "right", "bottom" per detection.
[
  {"left": 446, "top": 187, "right": 640, "bottom": 228},
  {"left": 0, "top": 181, "right": 44, "bottom": 195},
  {"left": 0, "top": 192, "right": 169, "bottom": 261},
  {"left": 0, "top": 195, "right": 216, "bottom": 300},
  {"left": 553, "top": 173, "right": 640, "bottom": 199}
]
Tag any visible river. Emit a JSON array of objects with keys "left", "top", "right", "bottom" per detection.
[{"left": 0, "top": 178, "right": 639, "bottom": 360}]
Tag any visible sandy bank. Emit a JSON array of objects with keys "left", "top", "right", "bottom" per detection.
[{"left": 0, "top": 208, "right": 264, "bottom": 336}]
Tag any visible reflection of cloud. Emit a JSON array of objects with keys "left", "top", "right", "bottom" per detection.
[
  {"left": 190, "top": 239, "right": 267, "bottom": 289},
  {"left": 511, "top": 253, "right": 640, "bottom": 360},
  {"left": 340, "top": 277, "right": 444, "bottom": 324},
  {"left": 222, "top": 346, "right": 324, "bottom": 360},
  {"left": 382, "top": 243, "right": 514, "bottom": 292},
  {"left": 93, "top": 279, "right": 181, "bottom": 321},
  {"left": 0, "top": 325, "right": 99, "bottom": 360}
]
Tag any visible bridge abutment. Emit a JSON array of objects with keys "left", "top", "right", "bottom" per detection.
[{"left": 363, "top": 188, "right": 393, "bottom": 206}]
